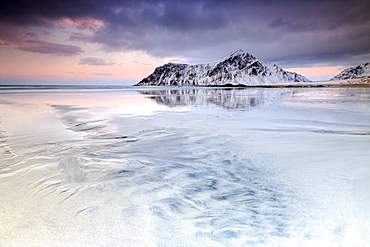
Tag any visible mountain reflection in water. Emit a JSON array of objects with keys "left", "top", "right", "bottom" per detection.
[{"left": 140, "top": 88, "right": 297, "bottom": 109}]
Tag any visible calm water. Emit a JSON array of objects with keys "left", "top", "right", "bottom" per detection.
[{"left": 1, "top": 86, "right": 370, "bottom": 246}]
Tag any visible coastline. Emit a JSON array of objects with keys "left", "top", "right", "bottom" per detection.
[
  {"left": 135, "top": 78, "right": 370, "bottom": 88},
  {"left": 1, "top": 78, "right": 369, "bottom": 91}
]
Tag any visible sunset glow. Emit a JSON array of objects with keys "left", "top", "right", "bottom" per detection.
[
  {"left": 0, "top": 39, "right": 8, "bottom": 46},
  {"left": 285, "top": 66, "right": 344, "bottom": 81},
  {"left": 60, "top": 17, "right": 105, "bottom": 31}
]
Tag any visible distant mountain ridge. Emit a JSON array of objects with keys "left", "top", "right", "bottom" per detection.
[
  {"left": 135, "top": 50, "right": 310, "bottom": 86},
  {"left": 331, "top": 62, "right": 370, "bottom": 80}
]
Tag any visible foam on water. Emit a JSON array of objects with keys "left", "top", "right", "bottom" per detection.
[{"left": 1, "top": 87, "right": 370, "bottom": 246}]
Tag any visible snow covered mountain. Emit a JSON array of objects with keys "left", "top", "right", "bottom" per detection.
[
  {"left": 135, "top": 50, "right": 310, "bottom": 86},
  {"left": 331, "top": 62, "right": 370, "bottom": 80}
]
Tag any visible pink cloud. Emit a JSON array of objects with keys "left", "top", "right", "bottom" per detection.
[
  {"left": 79, "top": 57, "right": 115, "bottom": 66},
  {"left": 60, "top": 17, "right": 104, "bottom": 31},
  {"left": 16, "top": 40, "right": 82, "bottom": 56}
]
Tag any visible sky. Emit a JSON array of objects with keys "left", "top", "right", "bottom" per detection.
[{"left": 1, "top": 0, "right": 369, "bottom": 85}]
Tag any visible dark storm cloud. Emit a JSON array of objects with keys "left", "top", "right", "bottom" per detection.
[
  {"left": 156, "top": 1, "right": 226, "bottom": 31},
  {"left": 1, "top": 0, "right": 370, "bottom": 66},
  {"left": 16, "top": 40, "right": 82, "bottom": 56},
  {"left": 269, "top": 17, "right": 317, "bottom": 32},
  {"left": 1, "top": 0, "right": 104, "bottom": 25}
]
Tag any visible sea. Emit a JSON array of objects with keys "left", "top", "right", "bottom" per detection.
[{"left": 1, "top": 85, "right": 370, "bottom": 246}]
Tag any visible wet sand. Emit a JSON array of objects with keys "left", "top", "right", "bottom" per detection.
[{"left": 1, "top": 86, "right": 370, "bottom": 246}]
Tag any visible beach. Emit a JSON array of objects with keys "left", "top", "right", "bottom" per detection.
[{"left": 1, "top": 86, "right": 370, "bottom": 246}]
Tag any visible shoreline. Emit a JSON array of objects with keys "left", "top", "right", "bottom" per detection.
[
  {"left": 135, "top": 78, "right": 370, "bottom": 88},
  {"left": 1, "top": 78, "right": 369, "bottom": 91}
]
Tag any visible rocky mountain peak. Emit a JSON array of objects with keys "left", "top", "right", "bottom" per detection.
[
  {"left": 223, "top": 49, "right": 255, "bottom": 59},
  {"left": 220, "top": 50, "right": 256, "bottom": 64}
]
